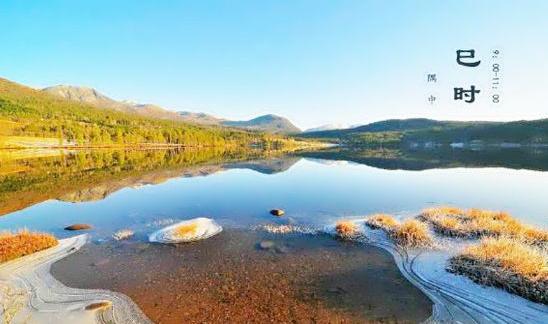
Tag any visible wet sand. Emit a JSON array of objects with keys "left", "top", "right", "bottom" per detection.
[{"left": 52, "top": 230, "right": 432, "bottom": 323}]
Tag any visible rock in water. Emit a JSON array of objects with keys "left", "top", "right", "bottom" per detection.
[
  {"left": 270, "top": 209, "right": 285, "bottom": 216},
  {"left": 113, "top": 229, "right": 134, "bottom": 241},
  {"left": 148, "top": 218, "right": 222, "bottom": 243},
  {"left": 64, "top": 224, "right": 92, "bottom": 231},
  {"left": 259, "top": 240, "right": 275, "bottom": 250}
]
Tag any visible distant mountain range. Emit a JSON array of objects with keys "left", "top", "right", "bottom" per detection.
[
  {"left": 300, "top": 118, "right": 548, "bottom": 146},
  {"left": 42, "top": 85, "right": 300, "bottom": 134},
  {"left": 303, "top": 124, "right": 350, "bottom": 133}
]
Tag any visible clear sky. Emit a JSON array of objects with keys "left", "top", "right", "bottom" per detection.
[{"left": 1, "top": 1, "right": 547, "bottom": 129}]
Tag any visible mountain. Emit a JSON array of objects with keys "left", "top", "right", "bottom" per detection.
[
  {"left": 42, "top": 85, "right": 127, "bottom": 111},
  {"left": 177, "top": 111, "right": 223, "bottom": 125},
  {"left": 222, "top": 114, "right": 300, "bottom": 134},
  {"left": 42, "top": 85, "right": 187, "bottom": 121},
  {"left": 0, "top": 77, "right": 285, "bottom": 148},
  {"left": 304, "top": 124, "right": 349, "bottom": 133},
  {"left": 300, "top": 118, "right": 548, "bottom": 146},
  {"left": 42, "top": 85, "right": 300, "bottom": 134}
]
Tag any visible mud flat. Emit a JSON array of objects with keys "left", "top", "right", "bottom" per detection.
[
  {"left": 52, "top": 229, "right": 433, "bottom": 323},
  {"left": 0, "top": 234, "right": 150, "bottom": 324}
]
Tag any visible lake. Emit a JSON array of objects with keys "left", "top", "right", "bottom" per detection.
[
  {"left": 0, "top": 147, "right": 546, "bottom": 323},
  {"left": 1, "top": 147, "right": 546, "bottom": 235}
]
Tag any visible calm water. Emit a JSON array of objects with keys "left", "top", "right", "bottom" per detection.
[{"left": 0, "top": 148, "right": 546, "bottom": 238}]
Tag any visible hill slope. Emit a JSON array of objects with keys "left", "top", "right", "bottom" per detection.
[
  {"left": 222, "top": 114, "right": 300, "bottom": 134},
  {"left": 300, "top": 118, "right": 548, "bottom": 146},
  {"left": 0, "top": 78, "right": 287, "bottom": 148},
  {"left": 42, "top": 85, "right": 300, "bottom": 134}
]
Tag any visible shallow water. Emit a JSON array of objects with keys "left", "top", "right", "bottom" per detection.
[{"left": 52, "top": 230, "right": 433, "bottom": 323}]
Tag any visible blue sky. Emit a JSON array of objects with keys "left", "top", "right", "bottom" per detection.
[{"left": 1, "top": 1, "right": 547, "bottom": 129}]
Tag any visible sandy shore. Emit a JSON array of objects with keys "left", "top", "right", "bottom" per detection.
[{"left": 0, "top": 234, "right": 151, "bottom": 324}]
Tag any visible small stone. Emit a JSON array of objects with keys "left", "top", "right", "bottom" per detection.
[
  {"left": 259, "top": 240, "right": 275, "bottom": 250},
  {"left": 270, "top": 209, "right": 285, "bottom": 216},
  {"left": 64, "top": 224, "right": 92, "bottom": 231}
]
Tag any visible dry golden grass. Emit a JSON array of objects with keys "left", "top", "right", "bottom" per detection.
[
  {"left": 0, "top": 230, "right": 58, "bottom": 263},
  {"left": 365, "top": 214, "right": 432, "bottom": 248},
  {"left": 420, "top": 206, "right": 547, "bottom": 245},
  {"left": 365, "top": 214, "right": 399, "bottom": 231},
  {"left": 173, "top": 223, "right": 199, "bottom": 238},
  {"left": 449, "top": 237, "right": 547, "bottom": 304},
  {"left": 85, "top": 301, "right": 112, "bottom": 311},
  {"left": 335, "top": 221, "right": 358, "bottom": 238},
  {"left": 390, "top": 219, "right": 433, "bottom": 247}
]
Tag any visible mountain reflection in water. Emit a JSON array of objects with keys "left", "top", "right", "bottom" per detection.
[{"left": 0, "top": 147, "right": 547, "bottom": 235}]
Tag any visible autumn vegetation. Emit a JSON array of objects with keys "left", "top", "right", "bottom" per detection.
[
  {"left": 365, "top": 207, "right": 547, "bottom": 303},
  {"left": 0, "top": 230, "right": 58, "bottom": 263},
  {"left": 416, "top": 206, "right": 548, "bottom": 304},
  {"left": 365, "top": 214, "right": 433, "bottom": 247},
  {"left": 391, "top": 219, "right": 433, "bottom": 247},
  {"left": 420, "top": 206, "right": 548, "bottom": 246},
  {"left": 365, "top": 214, "right": 399, "bottom": 231},
  {"left": 449, "top": 237, "right": 547, "bottom": 304},
  {"left": 0, "top": 78, "right": 295, "bottom": 148},
  {"left": 335, "top": 220, "right": 358, "bottom": 239}
]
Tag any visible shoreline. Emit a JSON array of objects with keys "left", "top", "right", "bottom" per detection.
[
  {"left": 336, "top": 220, "right": 548, "bottom": 323},
  {"left": 2, "top": 224, "right": 546, "bottom": 323},
  {"left": 0, "top": 234, "right": 151, "bottom": 324}
]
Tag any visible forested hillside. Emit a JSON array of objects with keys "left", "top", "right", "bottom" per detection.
[
  {"left": 300, "top": 118, "right": 548, "bottom": 147},
  {"left": 0, "top": 78, "right": 288, "bottom": 148}
]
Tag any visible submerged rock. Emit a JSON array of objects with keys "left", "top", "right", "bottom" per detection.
[
  {"left": 259, "top": 240, "right": 275, "bottom": 250},
  {"left": 148, "top": 217, "right": 222, "bottom": 243},
  {"left": 270, "top": 209, "right": 285, "bottom": 216},
  {"left": 113, "top": 229, "right": 134, "bottom": 241},
  {"left": 64, "top": 224, "right": 92, "bottom": 231}
]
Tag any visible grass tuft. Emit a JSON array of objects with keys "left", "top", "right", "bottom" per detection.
[
  {"left": 390, "top": 219, "right": 433, "bottom": 247},
  {"left": 449, "top": 236, "right": 547, "bottom": 304},
  {"left": 0, "top": 230, "right": 58, "bottom": 263},
  {"left": 365, "top": 214, "right": 399, "bottom": 231},
  {"left": 365, "top": 214, "right": 432, "bottom": 248},
  {"left": 420, "top": 206, "right": 547, "bottom": 246},
  {"left": 335, "top": 221, "right": 358, "bottom": 239}
]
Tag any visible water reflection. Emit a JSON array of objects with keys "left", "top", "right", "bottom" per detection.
[
  {"left": 298, "top": 147, "right": 548, "bottom": 171},
  {"left": 0, "top": 147, "right": 546, "bottom": 238}
]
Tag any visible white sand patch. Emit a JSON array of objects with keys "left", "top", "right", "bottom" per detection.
[{"left": 0, "top": 234, "right": 151, "bottom": 324}]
